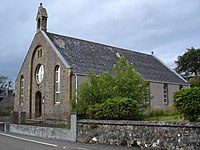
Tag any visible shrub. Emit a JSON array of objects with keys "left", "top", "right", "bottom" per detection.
[
  {"left": 87, "top": 97, "right": 144, "bottom": 120},
  {"left": 0, "top": 107, "right": 13, "bottom": 116},
  {"left": 75, "top": 57, "right": 149, "bottom": 120},
  {"left": 173, "top": 87, "right": 200, "bottom": 122},
  {"left": 189, "top": 76, "right": 200, "bottom": 87}
]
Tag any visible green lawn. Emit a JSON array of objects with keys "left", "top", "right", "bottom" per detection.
[{"left": 144, "top": 115, "right": 187, "bottom": 122}]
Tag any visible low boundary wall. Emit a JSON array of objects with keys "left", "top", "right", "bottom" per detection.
[
  {"left": 0, "top": 122, "right": 9, "bottom": 131},
  {"left": 77, "top": 120, "right": 200, "bottom": 149},
  {"left": 2, "top": 114, "right": 200, "bottom": 149},
  {"left": 8, "top": 114, "right": 77, "bottom": 141}
]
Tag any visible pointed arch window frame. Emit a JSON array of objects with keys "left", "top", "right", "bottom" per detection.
[
  {"left": 55, "top": 65, "right": 60, "bottom": 103},
  {"left": 20, "top": 75, "right": 24, "bottom": 105},
  {"left": 37, "top": 47, "right": 43, "bottom": 58}
]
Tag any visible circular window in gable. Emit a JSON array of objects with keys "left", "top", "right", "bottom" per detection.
[{"left": 36, "top": 64, "right": 44, "bottom": 84}]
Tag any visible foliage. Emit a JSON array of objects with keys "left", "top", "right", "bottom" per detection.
[
  {"left": 0, "top": 108, "right": 13, "bottom": 116},
  {"left": 112, "top": 57, "right": 149, "bottom": 104},
  {"left": 144, "top": 115, "right": 184, "bottom": 122},
  {"left": 146, "top": 107, "right": 178, "bottom": 118},
  {"left": 143, "top": 107, "right": 186, "bottom": 122},
  {"left": 175, "top": 47, "right": 200, "bottom": 78},
  {"left": 189, "top": 76, "right": 200, "bottom": 87},
  {"left": 76, "top": 56, "right": 149, "bottom": 120},
  {"left": 75, "top": 72, "right": 115, "bottom": 117},
  {"left": 87, "top": 97, "right": 144, "bottom": 120},
  {"left": 0, "top": 74, "right": 14, "bottom": 94},
  {"left": 173, "top": 87, "right": 200, "bottom": 122},
  {"left": 146, "top": 108, "right": 165, "bottom": 118}
]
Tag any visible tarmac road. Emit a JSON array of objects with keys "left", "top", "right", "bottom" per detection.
[{"left": 0, "top": 131, "right": 141, "bottom": 150}]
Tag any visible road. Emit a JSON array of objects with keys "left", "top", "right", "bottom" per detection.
[{"left": 0, "top": 132, "right": 140, "bottom": 150}]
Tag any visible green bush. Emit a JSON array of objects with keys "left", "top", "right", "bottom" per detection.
[
  {"left": 87, "top": 97, "right": 144, "bottom": 120},
  {"left": 173, "top": 87, "right": 200, "bottom": 122},
  {"left": 75, "top": 56, "right": 149, "bottom": 120},
  {"left": 189, "top": 76, "right": 200, "bottom": 87},
  {"left": 0, "top": 108, "right": 13, "bottom": 116}
]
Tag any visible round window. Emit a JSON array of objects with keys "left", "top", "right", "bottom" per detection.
[{"left": 36, "top": 64, "right": 44, "bottom": 84}]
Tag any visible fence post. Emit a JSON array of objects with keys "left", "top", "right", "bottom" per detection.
[
  {"left": 4, "top": 123, "right": 9, "bottom": 132},
  {"left": 10, "top": 111, "right": 19, "bottom": 124},
  {"left": 20, "top": 112, "right": 26, "bottom": 124},
  {"left": 71, "top": 113, "right": 77, "bottom": 142}
]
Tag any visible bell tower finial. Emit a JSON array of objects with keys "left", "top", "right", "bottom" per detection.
[{"left": 36, "top": 3, "right": 48, "bottom": 32}]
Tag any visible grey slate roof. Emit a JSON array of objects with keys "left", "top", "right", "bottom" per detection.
[{"left": 46, "top": 32, "right": 188, "bottom": 85}]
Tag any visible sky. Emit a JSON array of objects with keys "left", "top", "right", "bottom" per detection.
[{"left": 0, "top": 0, "right": 200, "bottom": 81}]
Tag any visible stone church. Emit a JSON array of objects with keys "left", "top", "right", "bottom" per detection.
[{"left": 14, "top": 4, "right": 189, "bottom": 124}]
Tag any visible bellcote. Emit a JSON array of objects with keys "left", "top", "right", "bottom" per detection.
[{"left": 36, "top": 3, "right": 48, "bottom": 32}]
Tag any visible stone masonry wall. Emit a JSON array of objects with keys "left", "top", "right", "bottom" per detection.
[
  {"left": 8, "top": 114, "right": 77, "bottom": 141},
  {"left": 78, "top": 120, "right": 200, "bottom": 150},
  {"left": 14, "top": 31, "right": 72, "bottom": 124}
]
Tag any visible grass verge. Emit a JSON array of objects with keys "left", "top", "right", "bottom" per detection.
[{"left": 144, "top": 114, "right": 186, "bottom": 122}]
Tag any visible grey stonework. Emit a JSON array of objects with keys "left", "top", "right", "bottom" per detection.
[
  {"left": 14, "top": 32, "right": 72, "bottom": 125},
  {"left": 36, "top": 3, "right": 48, "bottom": 32},
  {"left": 7, "top": 114, "right": 77, "bottom": 141},
  {"left": 78, "top": 120, "right": 200, "bottom": 150},
  {"left": 9, "top": 124, "right": 72, "bottom": 140}
]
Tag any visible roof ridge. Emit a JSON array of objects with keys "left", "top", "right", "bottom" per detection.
[{"left": 45, "top": 31, "right": 151, "bottom": 57}]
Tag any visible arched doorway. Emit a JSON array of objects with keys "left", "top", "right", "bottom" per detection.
[{"left": 35, "top": 91, "right": 42, "bottom": 118}]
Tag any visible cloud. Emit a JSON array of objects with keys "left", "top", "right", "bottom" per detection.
[{"left": 0, "top": 0, "right": 200, "bottom": 80}]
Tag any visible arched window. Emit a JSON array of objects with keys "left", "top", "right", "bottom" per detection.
[
  {"left": 36, "top": 64, "right": 44, "bottom": 84},
  {"left": 37, "top": 47, "right": 43, "bottom": 58},
  {"left": 37, "top": 18, "right": 41, "bottom": 30},
  {"left": 55, "top": 66, "right": 60, "bottom": 103},
  {"left": 20, "top": 76, "right": 24, "bottom": 105},
  {"left": 40, "top": 48, "right": 42, "bottom": 57}
]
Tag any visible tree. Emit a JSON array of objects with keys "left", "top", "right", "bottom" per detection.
[
  {"left": 175, "top": 47, "right": 200, "bottom": 78},
  {"left": 173, "top": 87, "right": 200, "bottom": 122},
  {"left": 189, "top": 76, "right": 200, "bottom": 87},
  {"left": 75, "top": 71, "right": 115, "bottom": 116},
  {"left": 112, "top": 56, "right": 148, "bottom": 104},
  {"left": 0, "top": 75, "right": 14, "bottom": 94},
  {"left": 75, "top": 56, "right": 149, "bottom": 120}
]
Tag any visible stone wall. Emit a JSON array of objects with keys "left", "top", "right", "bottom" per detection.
[
  {"left": 9, "top": 114, "right": 77, "bottom": 141},
  {"left": 0, "top": 122, "right": 9, "bottom": 131},
  {"left": 9, "top": 124, "right": 73, "bottom": 140},
  {"left": 78, "top": 120, "right": 200, "bottom": 150},
  {"left": 14, "top": 31, "right": 72, "bottom": 124}
]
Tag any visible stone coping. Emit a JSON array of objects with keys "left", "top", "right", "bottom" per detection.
[{"left": 78, "top": 119, "right": 200, "bottom": 128}]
